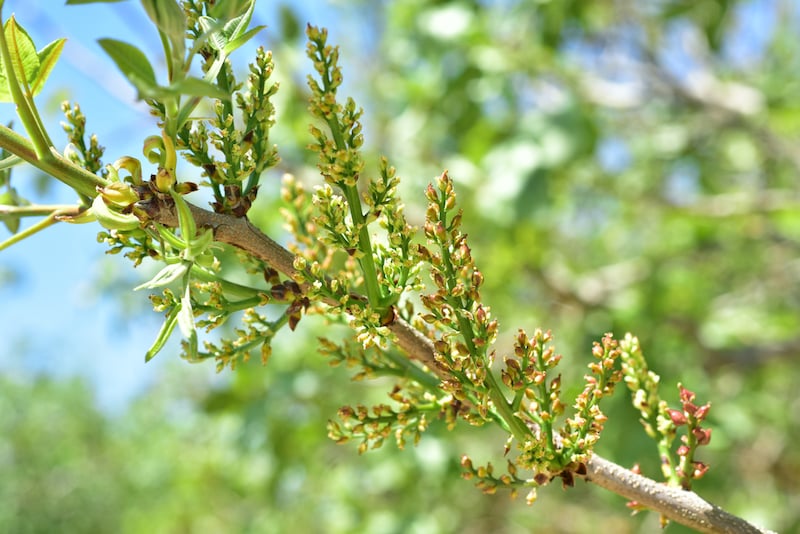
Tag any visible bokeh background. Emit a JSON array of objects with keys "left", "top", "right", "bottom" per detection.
[{"left": 1, "top": 1, "right": 798, "bottom": 532}]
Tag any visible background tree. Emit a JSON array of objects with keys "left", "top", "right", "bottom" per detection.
[{"left": 0, "top": 1, "right": 797, "bottom": 533}]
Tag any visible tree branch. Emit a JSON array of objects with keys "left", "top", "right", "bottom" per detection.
[
  {"left": 586, "top": 455, "right": 775, "bottom": 534},
  {"left": 142, "top": 197, "right": 774, "bottom": 534}
]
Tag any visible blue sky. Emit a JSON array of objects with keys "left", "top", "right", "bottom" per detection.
[{"left": 0, "top": 0, "right": 341, "bottom": 411}]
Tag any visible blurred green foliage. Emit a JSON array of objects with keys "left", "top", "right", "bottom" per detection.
[{"left": 4, "top": 0, "right": 800, "bottom": 532}]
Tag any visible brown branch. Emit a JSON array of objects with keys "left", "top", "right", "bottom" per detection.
[
  {"left": 143, "top": 197, "right": 775, "bottom": 534},
  {"left": 586, "top": 455, "right": 775, "bottom": 534},
  {"left": 139, "top": 196, "right": 441, "bottom": 374}
]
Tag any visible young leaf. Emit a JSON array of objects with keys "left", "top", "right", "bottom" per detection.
[
  {"left": 0, "top": 17, "right": 39, "bottom": 101},
  {"left": 222, "top": 25, "right": 265, "bottom": 56},
  {"left": 97, "top": 38, "right": 157, "bottom": 96},
  {"left": 145, "top": 303, "right": 181, "bottom": 362},
  {"left": 222, "top": 0, "right": 256, "bottom": 43},
  {"left": 30, "top": 38, "right": 66, "bottom": 96},
  {"left": 166, "top": 76, "right": 230, "bottom": 100},
  {"left": 177, "top": 278, "right": 195, "bottom": 339},
  {"left": 169, "top": 188, "right": 196, "bottom": 241},
  {"left": 140, "top": 0, "right": 185, "bottom": 43},
  {"left": 134, "top": 261, "right": 188, "bottom": 291},
  {"left": 140, "top": 0, "right": 185, "bottom": 76}
]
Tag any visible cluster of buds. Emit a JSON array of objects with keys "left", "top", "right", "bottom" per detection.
[
  {"left": 509, "top": 331, "right": 620, "bottom": 484},
  {"left": 564, "top": 333, "right": 623, "bottom": 454},
  {"left": 177, "top": 45, "right": 279, "bottom": 217},
  {"left": 460, "top": 456, "right": 534, "bottom": 502},
  {"left": 669, "top": 384, "right": 712, "bottom": 488},
  {"left": 619, "top": 335, "right": 712, "bottom": 489},
  {"left": 327, "top": 399, "right": 430, "bottom": 453},
  {"left": 419, "top": 171, "right": 499, "bottom": 422}
]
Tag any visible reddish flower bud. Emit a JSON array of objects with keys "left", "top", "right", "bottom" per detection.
[
  {"left": 682, "top": 401, "right": 698, "bottom": 416},
  {"left": 667, "top": 408, "right": 688, "bottom": 426},
  {"left": 692, "top": 427, "right": 712, "bottom": 445},
  {"left": 676, "top": 445, "right": 690, "bottom": 456},
  {"left": 679, "top": 384, "right": 695, "bottom": 403},
  {"left": 692, "top": 461, "right": 709, "bottom": 479},
  {"left": 694, "top": 403, "right": 711, "bottom": 421}
]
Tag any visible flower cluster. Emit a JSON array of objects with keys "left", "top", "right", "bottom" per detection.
[
  {"left": 670, "top": 384, "right": 712, "bottom": 488},
  {"left": 620, "top": 335, "right": 712, "bottom": 491},
  {"left": 419, "top": 171, "right": 499, "bottom": 423},
  {"left": 177, "top": 44, "right": 279, "bottom": 216}
]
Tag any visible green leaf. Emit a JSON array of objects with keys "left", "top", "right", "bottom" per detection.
[
  {"left": 140, "top": 0, "right": 185, "bottom": 42},
  {"left": 140, "top": 0, "right": 185, "bottom": 74},
  {"left": 31, "top": 38, "right": 66, "bottom": 96},
  {"left": 0, "top": 189, "right": 20, "bottom": 234},
  {"left": 222, "top": 0, "right": 256, "bottom": 42},
  {"left": 169, "top": 189, "right": 196, "bottom": 242},
  {"left": 198, "top": 1, "right": 260, "bottom": 54},
  {"left": 97, "top": 38, "right": 157, "bottom": 96},
  {"left": 133, "top": 261, "right": 188, "bottom": 290},
  {"left": 145, "top": 303, "right": 180, "bottom": 362},
  {"left": 222, "top": 25, "right": 265, "bottom": 56},
  {"left": 167, "top": 76, "right": 231, "bottom": 100},
  {"left": 0, "top": 17, "right": 39, "bottom": 102}
]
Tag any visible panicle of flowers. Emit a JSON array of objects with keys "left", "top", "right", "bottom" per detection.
[
  {"left": 505, "top": 329, "right": 563, "bottom": 470},
  {"left": 192, "top": 303, "right": 297, "bottom": 371},
  {"left": 327, "top": 393, "right": 434, "bottom": 453},
  {"left": 306, "top": 26, "right": 365, "bottom": 190},
  {"left": 419, "top": 171, "right": 498, "bottom": 423},
  {"left": 61, "top": 102, "right": 106, "bottom": 176},
  {"left": 367, "top": 158, "right": 423, "bottom": 303},
  {"left": 670, "top": 384, "right": 712, "bottom": 489},
  {"left": 96, "top": 229, "right": 158, "bottom": 266},
  {"left": 562, "top": 333, "right": 623, "bottom": 457},
  {"left": 460, "top": 455, "right": 534, "bottom": 502},
  {"left": 304, "top": 24, "right": 423, "bottom": 334},
  {"left": 177, "top": 45, "right": 279, "bottom": 216},
  {"left": 619, "top": 334, "right": 712, "bottom": 491}
]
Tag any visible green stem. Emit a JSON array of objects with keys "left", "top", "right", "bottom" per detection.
[
  {"left": 0, "top": 212, "right": 57, "bottom": 251},
  {"left": 189, "top": 265, "right": 267, "bottom": 300},
  {"left": 0, "top": 12, "right": 53, "bottom": 158},
  {"left": 0, "top": 125, "right": 105, "bottom": 198},
  {"left": 435, "top": 213, "right": 530, "bottom": 441},
  {"left": 342, "top": 183, "right": 382, "bottom": 308},
  {"left": 383, "top": 350, "right": 440, "bottom": 389},
  {"left": 0, "top": 203, "right": 76, "bottom": 218}
]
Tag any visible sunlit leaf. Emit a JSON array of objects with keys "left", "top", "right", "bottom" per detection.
[
  {"left": 167, "top": 76, "right": 230, "bottom": 101},
  {"left": 145, "top": 303, "right": 180, "bottom": 362},
  {"left": 97, "top": 38, "right": 157, "bottom": 96},
  {"left": 0, "top": 17, "right": 39, "bottom": 101},
  {"left": 31, "top": 38, "right": 66, "bottom": 96},
  {"left": 222, "top": 25, "right": 265, "bottom": 56},
  {"left": 133, "top": 262, "right": 188, "bottom": 291}
]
